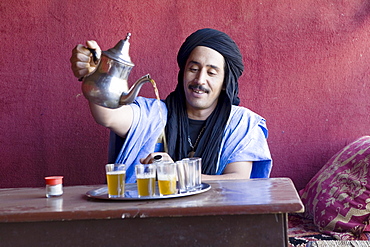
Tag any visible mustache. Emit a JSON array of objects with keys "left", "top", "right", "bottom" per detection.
[{"left": 188, "top": 84, "right": 210, "bottom": 93}]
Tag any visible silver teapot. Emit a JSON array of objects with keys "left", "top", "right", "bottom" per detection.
[{"left": 81, "top": 33, "right": 152, "bottom": 108}]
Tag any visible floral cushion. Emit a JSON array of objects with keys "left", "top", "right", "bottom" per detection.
[{"left": 299, "top": 136, "right": 370, "bottom": 240}]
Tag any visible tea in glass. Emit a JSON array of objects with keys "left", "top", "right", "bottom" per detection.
[
  {"left": 157, "top": 162, "right": 177, "bottom": 196},
  {"left": 106, "top": 164, "right": 126, "bottom": 198},
  {"left": 135, "top": 164, "right": 156, "bottom": 197}
]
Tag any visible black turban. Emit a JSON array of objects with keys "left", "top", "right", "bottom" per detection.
[{"left": 165, "top": 28, "right": 244, "bottom": 174}]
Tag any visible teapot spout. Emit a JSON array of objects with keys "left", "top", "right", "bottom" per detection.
[{"left": 119, "top": 74, "right": 152, "bottom": 105}]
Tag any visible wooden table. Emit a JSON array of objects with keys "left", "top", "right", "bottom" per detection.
[{"left": 0, "top": 178, "right": 303, "bottom": 247}]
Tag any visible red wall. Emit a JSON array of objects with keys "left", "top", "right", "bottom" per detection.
[{"left": 1, "top": 0, "right": 369, "bottom": 190}]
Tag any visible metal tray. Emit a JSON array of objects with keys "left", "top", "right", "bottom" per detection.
[{"left": 86, "top": 182, "right": 211, "bottom": 201}]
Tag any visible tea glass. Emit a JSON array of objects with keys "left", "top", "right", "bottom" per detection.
[
  {"left": 157, "top": 162, "right": 177, "bottom": 196},
  {"left": 135, "top": 164, "right": 156, "bottom": 197},
  {"left": 105, "top": 164, "right": 126, "bottom": 198}
]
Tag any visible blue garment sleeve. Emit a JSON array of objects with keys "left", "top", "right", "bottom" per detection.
[
  {"left": 217, "top": 106, "right": 272, "bottom": 178},
  {"left": 114, "top": 97, "right": 167, "bottom": 183}
]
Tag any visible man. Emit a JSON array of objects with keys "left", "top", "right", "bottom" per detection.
[{"left": 70, "top": 28, "right": 272, "bottom": 183}]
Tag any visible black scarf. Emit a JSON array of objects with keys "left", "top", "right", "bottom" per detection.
[{"left": 165, "top": 28, "right": 244, "bottom": 174}]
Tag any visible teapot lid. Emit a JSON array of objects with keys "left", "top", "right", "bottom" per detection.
[{"left": 103, "top": 33, "right": 135, "bottom": 67}]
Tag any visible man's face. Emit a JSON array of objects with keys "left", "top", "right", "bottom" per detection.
[{"left": 183, "top": 46, "right": 225, "bottom": 119}]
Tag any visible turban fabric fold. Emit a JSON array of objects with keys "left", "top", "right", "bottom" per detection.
[{"left": 165, "top": 28, "right": 244, "bottom": 174}]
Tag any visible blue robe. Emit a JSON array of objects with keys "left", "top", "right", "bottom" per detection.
[{"left": 111, "top": 97, "right": 272, "bottom": 183}]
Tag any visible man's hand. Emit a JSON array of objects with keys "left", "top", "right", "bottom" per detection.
[
  {"left": 140, "top": 152, "right": 174, "bottom": 164},
  {"left": 70, "top": 40, "right": 102, "bottom": 79}
]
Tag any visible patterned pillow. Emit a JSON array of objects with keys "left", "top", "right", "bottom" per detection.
[{"left": 299, "top": 136, "right": 370, "bottom": 240}]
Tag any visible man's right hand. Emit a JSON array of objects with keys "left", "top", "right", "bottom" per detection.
[{"left": 70, "top": 40, "right": 102, "bottom": 79}]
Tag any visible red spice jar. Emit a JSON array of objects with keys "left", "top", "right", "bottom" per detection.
[{"left": 45, "top": 176, "right": 63, "bottom": 198}]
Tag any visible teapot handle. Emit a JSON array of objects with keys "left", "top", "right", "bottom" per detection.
[
  {"left": 88, "top": 48, "right": 99, "bottom": 64},
  {"left": 78, "top": 48, "right": 99, "bottom": 81}
]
